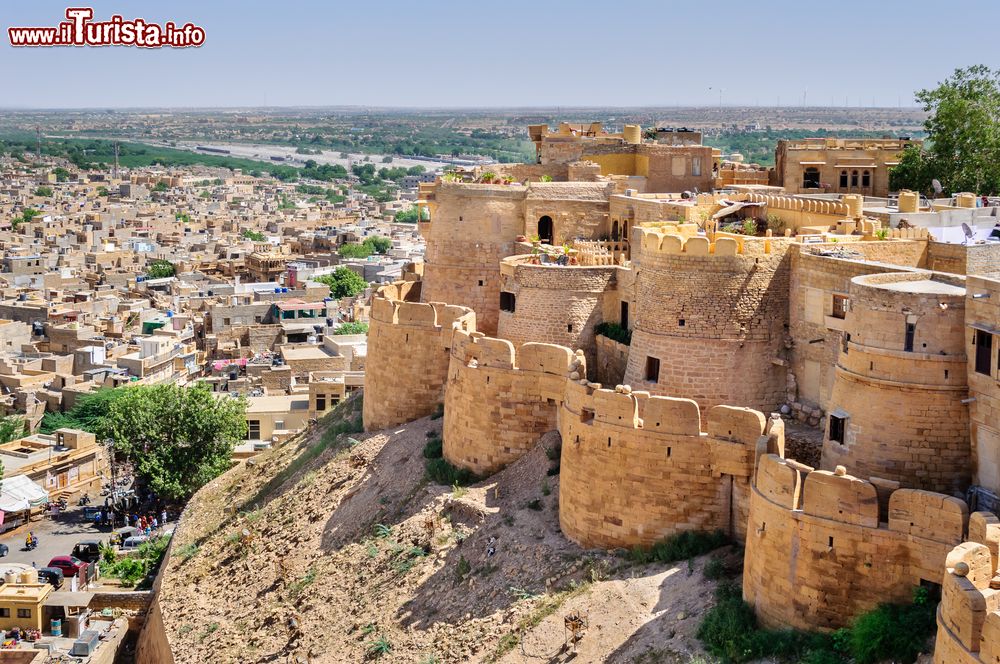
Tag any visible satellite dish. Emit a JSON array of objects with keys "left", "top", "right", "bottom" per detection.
[
  {"left": 961, "top": 222, "right": 975, "bottom": 245},
  {"left": 932, "top": 179, "right": 943, "bottom": 195}
]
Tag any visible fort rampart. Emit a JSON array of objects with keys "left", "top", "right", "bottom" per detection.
[
  {"left": 558, "top": 381, "right": 780, "bottom": 548},
  {"left": 933, "top": 514, "right": 1000, "bottom": 664},
  {"left": 442, "top": 329, "right": 580, "bottom": 476},
  {"left": 744, "top": 453, "right": 970, "bottom": 631},
  {"left": 362, "top": 281, "right": 476, "bottom": 431},
  {"left": 623, "top": 228, "right": 791, "bottom": 411}
]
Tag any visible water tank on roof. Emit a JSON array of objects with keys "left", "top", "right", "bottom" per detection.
[
  {"left": 274, "top": 287, "right": 281, "bottom": 293},
  {"left": 17, "top": 293, "right": 26, "bottom": 302},
  {"left": 281, "top": 287, "right": 288, "bottom": 293}
]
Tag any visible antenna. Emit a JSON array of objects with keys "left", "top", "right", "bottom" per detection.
[
  {"left": 35, "top": 126, "right": 41, "bottom": 158},
  {"left": 961, "top": 222, "right": 975, "bottom": 245}
]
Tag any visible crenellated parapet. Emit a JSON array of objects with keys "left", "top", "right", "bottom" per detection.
[
  {"left": 442, "top": 329, "right": 581, "bottom": 476},
  {"left": 558, "top": 381, "right": 780, "bottom": 549},
  {"left": 744, "top": 453, "right": 971, "bottom": 631},
  {"left": 934, "top": 513, "right": 1000, "bottom": 664},
  {"left": 363, "top": 282, "right": 476, "bottom": 431}
]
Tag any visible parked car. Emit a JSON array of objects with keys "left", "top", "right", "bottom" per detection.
[
  {"left": 37, "top": 567, "right": 64, "bottom": 589},
  {"left": 120, "top": 536, "right": 149, "bottom": 551},
  {"left": 111, "top": 526, "right": 137, "bottom": 547},
  {"left": 47, "top": 556, "right": 87, "bottom": 579},
  {"left": 71, "top": 541, "right": 101, "bottom": 564}
]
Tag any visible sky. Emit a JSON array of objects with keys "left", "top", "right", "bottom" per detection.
[{"left": 1, "top": 0, "right": 999, "bottom": 109}]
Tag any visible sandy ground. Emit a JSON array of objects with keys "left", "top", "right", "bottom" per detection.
[{"left": 155, "top": 397, "right": 725, "bottom": 663}]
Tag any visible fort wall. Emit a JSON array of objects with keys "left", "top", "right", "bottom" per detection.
[
  {"left": 497, "top": 256, "right": 621, "bottom": 375},
  {"left": 933, "top": 514, "right": 1000, "bottom": 664},
  {"left": 744, "top": 453, "right": 970, "bottom": 631},
  {"left": 821, "top": 272, "right": 971, "bottom": 494},
  {"left": 967, "top": 275, "right": 1000, "bottom": 495},
  {"left": 363, "top": 281, "right": 476, "bottom": 431},
  {"left": 558, "top": 381, "right": 778, "bottom": 548},
  {"left": 420, "top": 183, "right": 527, "bottom": 335},
  {"left": 786, "top": 247, "right": 923, "bottom": 413},
  {"left": 442, "top": 330, "right": 580, "bottom": 476},
  {"left": 622, "top": 228, "right": 791, "bottom": 412}
]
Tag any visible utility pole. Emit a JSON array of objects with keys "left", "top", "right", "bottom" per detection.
[
  {"left": 35, "top": 126, "right": 41, "bottom": 159},
  {"left": 105, "top": 438, "right": 117, "bottom": 529},
  {"left": 113, "top": 141, "right": 120, "bottom": 180}
]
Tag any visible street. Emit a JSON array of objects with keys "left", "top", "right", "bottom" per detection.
[{"left": 0, "top": 505, "right": 111, "bottom": 570}]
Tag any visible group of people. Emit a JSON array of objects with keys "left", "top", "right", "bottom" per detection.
[{"left": 129, "top": 510, "right": 168, "bottom": 537}]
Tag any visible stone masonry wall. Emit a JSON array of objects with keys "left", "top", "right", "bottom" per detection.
[
  {"left": 558, "top": 381, "right": 776, "bottom": 549},
  {"left": 821, "top": 272, "right": 971, "bottom": 494},
  {"left": 442, "top": 330, "right": 580, "bottom": 476},
  {"left": 420, "top": 183, "right": 526, "bottom": 335},
  {"left": 744, "top": 453, "right": 970, "bottom": 631},
  {"left": 623, "top": 229, "right": 791, "bottom": 412},
  {"left": 967, "top": 276, "right": 1000, "bottom": 495},
  {"left": 363, "top": 281, "right": 476, "bottom": 431},
  {"left": 787, "top": 246, "right": 921, "bottom": 412},
  {"left": 933, "top": 515, "right": 1000, "bottom": 664},
  {"left": 497, "top": 258, "right": 621, "bottom": 376}
]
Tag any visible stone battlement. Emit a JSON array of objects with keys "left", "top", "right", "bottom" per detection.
[
  {"left": 443, "top": 329, "right": 580, "bottom": 475},
  {"left": 558, "top": 380, "right": 780, "bottom": 548},
  {"left": 744, "top": 453, "right": 970, "bottom": 631},
  {"left": 634, "top": 226, "right": 789, "bottom": 258},
  {"left": 934, "top": 515, "right": 1000, "bottom": 664},
  {"left": 363, "top": 282, "right": 477, "bottom": 431}
]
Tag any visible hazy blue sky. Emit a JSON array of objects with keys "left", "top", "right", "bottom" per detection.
[{"left": 2, "top": 0, "right": 999, "bottom": 109}]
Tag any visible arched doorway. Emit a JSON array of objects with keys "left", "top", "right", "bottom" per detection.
[
  {"left": 538, "top": 216, "right": 553, "bottom": 244},
  {"left": 611, "top": 220, "right": 620, "bottom": 241}
]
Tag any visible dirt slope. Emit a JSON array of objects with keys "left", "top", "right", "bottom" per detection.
[{"left": 157, "top": 396, "right": 722, "bottom": 663}]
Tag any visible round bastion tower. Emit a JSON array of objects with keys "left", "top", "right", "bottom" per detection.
[
  {"left": 821, "top": 272, "right": 970, "bottom": 494},
  {"left": 419, "top": 182, "right": 527, "bottom": 336},
  {"left": 622, "top": 228, "right": 792, "bottom": 412}
]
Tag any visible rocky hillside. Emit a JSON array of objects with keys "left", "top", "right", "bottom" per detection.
[{"left": 155, "top": 394, "right": 726, "bottom": 663}]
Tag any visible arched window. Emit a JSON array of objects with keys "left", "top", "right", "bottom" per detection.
[
  {"left": 537, "top": 216, "right": 554, "bottom": 244},
  {"left": 851, "top": 170, "right": 859, "bottom": 187},
  {"left": 862, "top": 170, "right": 871, "bottom": 188},
  {"left": 611, "top": 220, "right": 620, "bottom": 241},
  {"left": 839, "top": 170, "right": 848, "bottom": 188},
  {"left": 803, "top": 167, "right": 821, "bottom": 188}
]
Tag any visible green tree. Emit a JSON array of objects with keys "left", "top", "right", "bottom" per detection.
[
  {"left": 362, "top": 236, "right": 392, "bottom": 255},
  {"left": 146, "top": 259, "right": 176, "bottom": 279},
  {"left": 101, "top": 384, "right": 247, "bottom": 501},
  {"left": 394, "top": 207, "right": 419, "bottom": 223},
  {"left": 34, "top": 186, "right": 53, "bottom": 197},
  {"left": 314, "top": 267, "right": 367, "bottom": 299},
  {"left": 333, "top": 321, "right": 368, "bottom": 335},
  {"left": 0, "top": 414, "right": 25, "bottom": 445},
  {"left": 40, "top": 387, "right": 126, "bottom": 434},
  {"left": 338, "top": 243, "right": 372, "bottom": 259},
  {"left": 96, "top": 186, "right": 109, "bottom": 197},
  {"left": 242, "top": 229, "right": 266, "bottom": 242},
  {"left": 891, "top": 65, "right": 1000, "bottom": 195},
  {"left": 52, "top": 167, "right": 70, "bottom": 182},
  {"left": 153, "top": 181, "right": 169, "bottom": 193}
]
